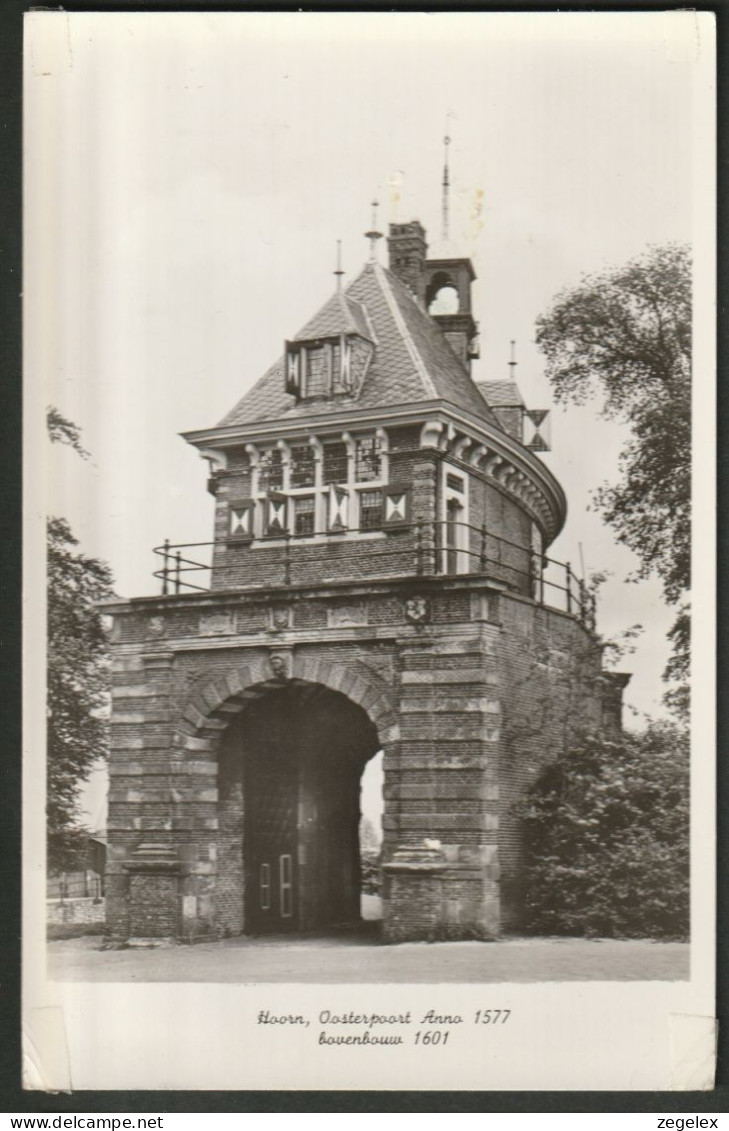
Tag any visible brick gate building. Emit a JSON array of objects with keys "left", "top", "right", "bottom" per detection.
[{"left": 104, "top": 219, "right": 628, "bottom": 943}]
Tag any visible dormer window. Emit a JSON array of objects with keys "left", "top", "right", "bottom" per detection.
[
  {"left": 304, "top": 346, "right": 327, "bottom": 398},
  {"left": 285, "top": 333, "right": 373, "bottom": 401}
]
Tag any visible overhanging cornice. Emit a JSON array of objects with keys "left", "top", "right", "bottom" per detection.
[{"left": 182, "top": 398, "right": 567, "bottom": 541}]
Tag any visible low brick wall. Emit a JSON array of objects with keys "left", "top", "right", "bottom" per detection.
[{"left": 47, "top": 897, "right": 106, "bottom": 925}]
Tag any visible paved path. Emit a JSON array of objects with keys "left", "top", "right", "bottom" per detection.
[{"left": 48, "top": 932, "right": 689, "bottom": 984}]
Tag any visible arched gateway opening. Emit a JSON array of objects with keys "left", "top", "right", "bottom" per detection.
[{"left": 217, "top": 680, "right": 381, "bottom": 936}]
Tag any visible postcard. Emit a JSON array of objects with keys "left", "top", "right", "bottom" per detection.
[{"left": 23, "top": 10, "right": 716, "bottom": 1092}]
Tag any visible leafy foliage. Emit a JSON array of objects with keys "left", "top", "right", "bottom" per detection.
[
  {"left": 47, "top": 411, "right": 114, "bottom": 872},
  {"left": 360, "top": 850, "right": 381, "bottom": 896},
  {"left": 48, "top": 517, "right": 114, "bottom": 870},
  {"left": 46, "top": 406, "right": 90, "bottom": 460},
  {"left": 535, "top": 245, "right": 691, "bottom": 710},
  {"left": 521, "top": 724, "right": 689, "bottom": 939}
]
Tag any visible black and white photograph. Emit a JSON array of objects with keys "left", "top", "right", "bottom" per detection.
[{"left": 23, "top": 10, "right": 715, "bottom": 1091}]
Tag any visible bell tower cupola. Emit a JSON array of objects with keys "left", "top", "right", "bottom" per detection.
[{"left": 423, "top": 257, "right": 479, "bottom": 366}]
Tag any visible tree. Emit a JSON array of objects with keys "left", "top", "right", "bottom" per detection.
[
  {"left": 521, "top": 723, "right": 689, "bottom": 940},
  {"left": 47, "top": 409, "right": 114, "bottom": 872},
  {"left": 535, "top": 244, "right": 691, "bottom": 713},
  {"left": 46, "top": 407, "right": 90, "bottom": 460}
]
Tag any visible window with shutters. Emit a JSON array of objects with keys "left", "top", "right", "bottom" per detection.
[
  {"left": 293, "top": 496, "right": 316, "bottom": 536},
  {"left": 246, "top": 432, "right": 388, "bottom": 541},
  {"left": 359, "top": 489, "right": 383, "bottom": 531}
]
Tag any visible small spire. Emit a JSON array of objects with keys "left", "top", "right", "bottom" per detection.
[
  {"left": 442, "top": 125, "right": 451, "bottom": 243},
  {"left": 364, "top": 199, "right": 383, "bottom": 262},
  {"left": 334, "top": 239, "right": 344, "bottom": 291},
  {"left": 508, "top": 340, "right": 518, "bottom": 378}
]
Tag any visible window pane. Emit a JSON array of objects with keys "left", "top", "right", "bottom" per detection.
[
  {"left": 330, "top": 343, "right": 343, "bottom": 392},
  {"left": 306, "top": 347, "right": 328, "bottom": 398},
  {"left": 355, "top": 436, "right": 382, "bottom": 481},
  {"left": 294, "top": 496, "right": 316, "bottom": 536},
  {"left": 323, "top": 442, "right": 348, "bottom": 485},
  {"left": 258, "top": 449, "right": 283, "bottom": 492},
  {"left": 359, "top": 489, "right": 382, "bottom": 531},
  {"left": 290, "top": 445, "right": 316, "bottom": 488}
]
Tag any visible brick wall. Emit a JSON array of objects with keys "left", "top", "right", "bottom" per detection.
[
  {"left": 47, "top": 898, "right": 105, "bottom": 925},
  {"left": 206, "top": 439, "right": 548, "bottom": 595},
  {"left": 105, "top": 575, "right": 621, "bottom": 942}
]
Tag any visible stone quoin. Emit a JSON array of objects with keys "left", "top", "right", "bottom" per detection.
[{"left": 102, "top": 209, "right": 629, "bottom": 945}]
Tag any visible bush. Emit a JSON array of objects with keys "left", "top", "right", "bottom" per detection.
[
  {"left": 360, "top": 850, "right": 381, "bottom": 895},
  {"left": 521, "top": 723, "right": 689, "bottom": 940}
]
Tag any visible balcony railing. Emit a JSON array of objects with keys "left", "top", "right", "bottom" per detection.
[{"left": 152, "top": 522, "right": 597, "bottom": 631}]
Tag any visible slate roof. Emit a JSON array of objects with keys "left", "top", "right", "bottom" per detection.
[
  {"left": 292, "top": 291, "right": 373, "bottom": 343},
  {"left": 475, "top": 380, "right": 525, "bottom": 408},
  {"left": 216, "top": 262, "right": 502, "bottom": 431}
]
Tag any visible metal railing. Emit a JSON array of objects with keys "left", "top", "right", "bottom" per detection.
[{"left": 153, "top": 521, "right": 597, "bottom": 630}]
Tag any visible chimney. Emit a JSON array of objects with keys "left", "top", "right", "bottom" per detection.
[{"left": 387, "top": 221, "right": 427, "bottom": 304}]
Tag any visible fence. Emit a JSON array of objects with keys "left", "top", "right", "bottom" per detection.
[{"left": 152, "top": 520, "right": 597, "bottom": 631}]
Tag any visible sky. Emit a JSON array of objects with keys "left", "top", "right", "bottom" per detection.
[{"left": 25, "top": 12, "right": 710, "bottom": 828}]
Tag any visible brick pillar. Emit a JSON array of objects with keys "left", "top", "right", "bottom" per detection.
[
  {"left": 382, "top": 621, "right": 501, "bottom": 941},
  {"left": 106, "top": 645, "right": 221, "bottom": 942},
  {"left": 106, "top": 648, "right": 177, "bottom": 939},
  {"left": 411, "top": 451, "right": 438, "bottom": 576},
  {"left": 382, "top": 845, "right": 446, "bottom": 940},
  {"left": 122, "top": 843, "right": 182, "bottom": 940}
]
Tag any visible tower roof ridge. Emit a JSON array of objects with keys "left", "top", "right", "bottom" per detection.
[
  {"left": 292, "top": 275, "right": 373, "bottom": 343},
  {"left": 372, "top": 262, "right": 438, "bottom": 399},
  {"left": 211, "top": 248, "right": 502, "bottom": 432}
]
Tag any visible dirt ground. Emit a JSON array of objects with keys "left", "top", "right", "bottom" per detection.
[{"left": 47, "top": 930, "right": 689, "bottom": 984}]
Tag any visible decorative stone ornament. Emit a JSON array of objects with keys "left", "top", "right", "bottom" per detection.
[
  {"left": 270, "top": 605, "right": 292, "bottom": 631},
  {"left": 199, "top": 612, "right": 236, "bottom": 636},
  {"left": 228, "top": 499, "right": 254, "bottom": 541},
  {"left": 266, "top": 493, "right": 288, "bottom": 536},
  {"left": 268, "top": 650, "right": 292, "bottom": 680},
  {"left": 405, "top": 595, "right": 430, "bottom": 624},
  {"left": 383, "top": 484, "right": 411, "bottom": 527},
  {"left": 328, "top": 484, "right": 349, "bottom": 531}
]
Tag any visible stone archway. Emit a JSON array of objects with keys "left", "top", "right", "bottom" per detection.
[
  {"left": 175, "top": 655, "right": 399, "bottom": 938},
  {"left": 177, "top": 652, "right": 400, "bottom": 750}
]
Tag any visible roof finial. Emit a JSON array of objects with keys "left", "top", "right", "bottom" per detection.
[
  {"left": 364, "top": 199, "right": 383, "bottom": 262},
  {"left": 508, "top": 340, "right": 518, "bottom": 378},
  {"left": 442, "top": 116, "right": 452, "bottom": 243},
  {"left": 334, "top": 239, "right": 345, "bottom": 291}
]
